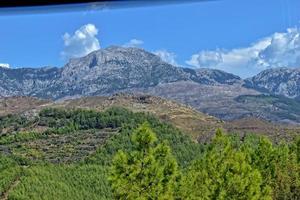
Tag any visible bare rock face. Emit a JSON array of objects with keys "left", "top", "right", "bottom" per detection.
[
  {"left": 55, "top": 46, "right": 190, "bottom": 98},
  {"left": 0, "top": 67, "right": 61, "bottom": 97},
  {"left": 244, "top": 67, "right": 300, "bottom": 99}
]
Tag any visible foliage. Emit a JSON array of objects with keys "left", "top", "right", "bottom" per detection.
[
  {"left": 8, "top": 164, "right": 112, "bottom": 200},
  {"left": 109, "top": 123, "right": 179, "bottom": 199},
  {"left": 0, "top": 107, "right": 300, "bottom": 200},
  {"left": 179, "top": 129, "right": 272, "bottom": 200},
  {"left": 0, "top": 154, "right": 22, "bottom": 196},
  {"left": 240, "top": 135, "right": 300, "bottom": 199},
  {"left": 0, "top": 131, "right": 41, "bottom": 145},
  {"left": 0, "top": 114, "right": 28, "bottom": 130},
  {"left": 85, "top": 119, "right": 203, "bottom": 167},
  {"left": 295, "top": 136, "right": 300, "bottom": 163}
]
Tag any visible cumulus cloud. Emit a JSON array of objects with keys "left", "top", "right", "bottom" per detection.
[
  {"left": 186, "top": 28, "right": 300, "bottom": 78},
  {"left": 187, "top": 50, "right": 223, "bottom": 68},
  {"left": 61, "top": 24, "right": 100, "bottom": 59},
  {"left": 0, "top": 63, "right": 10, "bottom": 68},
  {"left": 123, "top": 39, "right": 144, "bottom": 48},
  {"left": 258, "top": 28, "right": 300, "bottom": 67},
  {"left": 153, "top": 49, "right": 178, "bottom": 66}
]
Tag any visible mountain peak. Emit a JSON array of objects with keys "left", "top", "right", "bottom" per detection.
[
  {"left": 245, "top": 67, "right": 300, "bottom": 98},
  {"left": 66, "top": 46, "right": 160, "bottom": 68}
]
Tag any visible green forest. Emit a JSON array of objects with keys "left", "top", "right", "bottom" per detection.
[{"left": 0, "top": 107, "right": 299, "bottom": 199}]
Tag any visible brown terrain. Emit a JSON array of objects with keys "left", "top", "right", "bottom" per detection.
[{"left": 0, "top": 94, "right": 299, "bottom": 142}]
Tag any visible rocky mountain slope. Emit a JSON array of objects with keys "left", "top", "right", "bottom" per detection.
[
  {"left": 1, "top": 46, "right": 300, "bottom": 124},
  {"left": 137, "top": 82, "right": 300, "bottom": 124},
  {"left": 244, "top": 67, "right": 300, "bottom": 99},
  {"left": 0, "top": 67, "right": 60, "bottom": 97},
  {"left": 0, "top": 46, "right": 241, "bottom": 100}
]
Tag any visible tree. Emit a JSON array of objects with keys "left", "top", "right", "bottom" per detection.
[
  {"left": 241, "top": 136, "right": 300, "bottom": 199},
  {"left": 241, "top": 136, "right": 276, "bottom": 188},
  {"left": 109, "top": 122, "right": 179, "bottom": 200},
  {"left": 179, "top": 129, "right": 272, "bottom": 200}
]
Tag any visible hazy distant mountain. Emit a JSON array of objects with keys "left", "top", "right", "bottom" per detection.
[{"left": 1, "top": 46, "right": 300, "bottom": 124}]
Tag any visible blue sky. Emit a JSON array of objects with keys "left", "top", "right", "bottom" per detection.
[{"left": 0, "top": 0, "right": 300, "bottom": 77}]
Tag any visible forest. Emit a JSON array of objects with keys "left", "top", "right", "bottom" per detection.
[{"left": 0, "top": 107, "right": 299, "bottom": 199}]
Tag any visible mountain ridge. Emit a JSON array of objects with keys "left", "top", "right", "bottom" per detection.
[
  {"left": 1, "top": 46, "right": 300, "bottom": 124},
  {"left": 244, "top": 67, "right": 300, "bottom": 99},
  {"left": 0, "top": 46, "right": 242, "bottom": 99}
]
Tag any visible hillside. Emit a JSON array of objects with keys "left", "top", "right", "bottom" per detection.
[
  {"left": 0, "top": 105, "right": 204, "bottom": 199},
  {"left": 0, "top": 95, "right": 222, "bottom": 141},
  {"left": 1, "top": 95, "right": 299, "bottom": 143},
  {"left": 0, "top": 97, "right": 51, "bottom": 116},
  {"left": 0, "top": 97, "right": 299, "bottom": 199}
]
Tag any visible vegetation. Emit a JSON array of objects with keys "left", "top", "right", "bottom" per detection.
[
  {"left": 8, "top": 165, "right": 112, "bottom": 200},
  {"left": 110, "top": 123, "right": 179, "bottom": 199},
  {"left": 0, "top": 107, "right": 299, "bottom": 199},
  {"left": 179, "top": 130, "right": 272, "bottom": 199},
  {"left": 0, "top": 155, "right": 22, "bottom": 197}
]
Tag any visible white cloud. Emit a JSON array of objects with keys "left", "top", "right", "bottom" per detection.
[
  {"left": 186, "top": 50, "right": 223, "bottom": 68},
  {"left": 153, "top": 49, "right": 178, "bottom": 66},
  {"left": 0, "top": 63, "right": 10, "bottom": 68},
  {"left": 258, "top": 28, "right": 300, "bottom": 67},
  {"left": 123, "top": 39, "right": 144, "bottom": 48},
  {"left": 186, "top": 28, "right": 300, "bottom": 78},
  {"left": 61, "top": 24, "right": 100, "bottom": 59}
]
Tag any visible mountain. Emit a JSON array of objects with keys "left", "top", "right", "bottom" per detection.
[
  {"left": 58, "top": 46, "right": 242, "bottom": 95},
  {"left": 0, "top": 67, "right": 60, "bottom": 97},
  {"left": 182, "top": 67, "right": 242, "bottom": 85},
  {"left": 1, "top": 46, "right": 300, "bottom": 124},
  {"left": 0, "top": 46, "right": 242, "bottom": 100},
  {"left": 244, "top": 67, "right": 300, "bottom": 99}
]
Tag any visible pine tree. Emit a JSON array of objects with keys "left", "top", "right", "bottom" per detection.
[
  {"left": 241, "top": 136, "right": 300, "bottom": 199},
  {"left": 109, "top": 122, "right": 179, "bottom": 200},
  {"left": 179, "top": 129, "right": 272, "bottom": 200}
]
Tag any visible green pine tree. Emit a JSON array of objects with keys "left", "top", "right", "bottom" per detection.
[
  {"left": 179, "top": 129, "right": 272, "bottom": 200},
  {"left": 241, "top": 136, "right": 300, "bottom": 199},
  {"left": 109, "top": 122, "right": 179, "bottom": 200}
]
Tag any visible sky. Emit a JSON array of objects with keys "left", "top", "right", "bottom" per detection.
[{"left": 0, "top": 0, "right": 300, "bottom": 78}]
